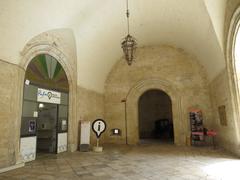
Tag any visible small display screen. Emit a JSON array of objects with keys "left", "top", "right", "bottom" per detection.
[{"left": 112, "top": 128, "right": 121, "bottom": 136}]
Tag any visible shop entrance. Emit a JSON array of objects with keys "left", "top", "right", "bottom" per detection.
[
  {"left": 20, "top": 54, "right": 69, "bottom": 162},
  {"left": 138, "top": 89, "right": 174, "bottom": 143}
]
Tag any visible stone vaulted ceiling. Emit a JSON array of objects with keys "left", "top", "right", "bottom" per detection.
[{"left": 0, "top": 0, "right": 227, "bottom": 93}]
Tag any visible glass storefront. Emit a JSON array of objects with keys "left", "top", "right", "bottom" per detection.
[{"left": 20, "top": 84, "right": 69, "bottom": 156}]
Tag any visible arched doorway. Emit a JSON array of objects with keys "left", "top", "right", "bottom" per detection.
[
  {"left": 20, "top": 54, "right": 69, "bottom": 162},
  {"left": 138, "top": 89, "right": 174, "bottom": 143},
  {"left": 126, "top": 79, "right": 185, "bottom": 145}
]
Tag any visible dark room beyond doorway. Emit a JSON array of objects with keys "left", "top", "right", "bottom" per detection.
[{"left": 138, "top": 89, "right": 174, "bottom": 143}]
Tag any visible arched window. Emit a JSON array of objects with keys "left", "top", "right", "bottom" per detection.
[
  {"left": 227, "top": 7, "right": 240, "bottom": 121},
  {"left": 234, "top": 23, "right": 240, "bottom": 87}
]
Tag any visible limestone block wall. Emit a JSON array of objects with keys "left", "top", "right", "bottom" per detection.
[
  {"left": 104, "top": 46, "right": 213, "bottom": 145},
  {"left": 77, "top": 86, "right": 104, "bottom": 145},
  {"left": 209, "top": 69, "right": 240, "bottom": 156},
  {"left": 0, "top": 60, "right": 24, "bottom": 169}
]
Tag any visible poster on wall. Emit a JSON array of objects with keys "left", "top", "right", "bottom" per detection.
[
  {"left": 61, "top": 119, "right": 67, "bottom": 131},
  {"left": 37, "top": 88, "right": 61, "bottom": 104},
  {"left": 28, "top": 120, "right": 36, "bottom": 133}
]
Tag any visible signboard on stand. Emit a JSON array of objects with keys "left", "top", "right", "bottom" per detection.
[
  {"left": 57, "top": 133, "right": 67, "bottom": 153},
  {"left": 37, "top": 88, "right": 61, "bottom": 104},
  {"left": 79, "top": 121, "right": 91, "bottom": 152},
  {"left": 20, "top": 136, "right": 37, "bottom": 162},
  {"left": 92, "top": 119, "right": 106, "bottom": 152}
]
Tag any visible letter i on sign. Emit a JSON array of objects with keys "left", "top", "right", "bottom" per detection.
[
  {"left": 98, "top": 122, "right": 101, "bottom": 131},
  {"left": 92, "top": 119, "right": 106, "bottom": 145}
]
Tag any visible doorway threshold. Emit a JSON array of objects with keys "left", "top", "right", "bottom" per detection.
[{"left": 139, "top": 139, "right": 174, "bottom": 145}]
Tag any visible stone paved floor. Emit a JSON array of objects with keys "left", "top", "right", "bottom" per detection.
[{"left": 0, "top": 143, "right": 240, "bottom": 180}]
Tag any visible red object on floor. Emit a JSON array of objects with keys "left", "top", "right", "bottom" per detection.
[{"left": 207, "top": 130, "right": 217, "bottom": 136}]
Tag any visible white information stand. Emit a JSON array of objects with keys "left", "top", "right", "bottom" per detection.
[
  {"left": 79, "top": 121, "right": 90, "bottom": 151},
  {"left": 20, "top": 136, "right": 37, "bottom": 162},
  {"left": 57, "top": 132, "right": 68, "bottom": 153}
]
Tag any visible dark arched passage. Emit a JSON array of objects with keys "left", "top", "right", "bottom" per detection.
[{"left": 138, "top": 89, "right": 174, "bottom": 142}]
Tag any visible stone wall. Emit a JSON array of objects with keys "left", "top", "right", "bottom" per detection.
[
  {"left": 104, "top": 46, "right": 213, "bottom": 145},
  {"left": 77, "top": 86, "right": 104, "bottom": 145},
  {"left": 0, "top": 60, "right": 24, "bottom": 169},
  {"left": 209, "top": 69, "right": 240, "bottom": 156}
]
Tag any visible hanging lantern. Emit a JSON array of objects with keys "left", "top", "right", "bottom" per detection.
[
  {"left": 121, "top": 0, "right": 137, "bottom": 66},
  {"left": 121, "top": 34, "right": 137, "bottom": 65}
]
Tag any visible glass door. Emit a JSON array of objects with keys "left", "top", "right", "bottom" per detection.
[{"left": 37, "top": 103, "right": 57, "bottom": 154}]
